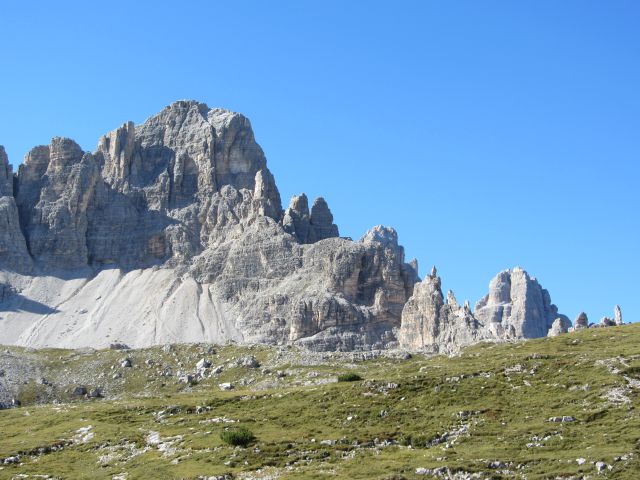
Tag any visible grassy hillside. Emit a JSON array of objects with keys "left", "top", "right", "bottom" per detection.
[{"left": 1, "top": 324, "right": 639, "bottom": 479}]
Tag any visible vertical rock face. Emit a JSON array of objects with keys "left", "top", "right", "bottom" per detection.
[
  {"left": 474, "top": 267, "right": 565, "bottom": 339},
  {"left": 16, "top": 138, "right": 99, "bottom": 269},
  {"left": 0, "top": 147, "right": 31, "bottom": 272}
]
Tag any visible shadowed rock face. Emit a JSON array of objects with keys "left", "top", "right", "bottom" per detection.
[{"left": 0, "top": 101, "right": 567, "bottom": 351}]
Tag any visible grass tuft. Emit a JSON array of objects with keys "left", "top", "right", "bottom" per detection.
[{"left": 337, "top": 372, "right": 362, "bottom": 382}]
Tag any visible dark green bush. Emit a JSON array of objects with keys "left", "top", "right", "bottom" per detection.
[
  {"left": 220, "top": 427, "right": 256, "bottom": 447},
  {"left": 337, "top": 372, "right": 362, "bottom": 382}
]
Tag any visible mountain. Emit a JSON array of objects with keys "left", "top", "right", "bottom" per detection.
[{"left": 0, "top": 100, "right": 569, "bottom": 351}]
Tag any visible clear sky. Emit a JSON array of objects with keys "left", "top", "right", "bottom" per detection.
[{"left": 1, "top": 1, "right": 638, "bottom": 324}]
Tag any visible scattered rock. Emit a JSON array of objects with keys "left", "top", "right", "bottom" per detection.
[{"left": 548, "top": 416, "right": 576, "bottom": 423}]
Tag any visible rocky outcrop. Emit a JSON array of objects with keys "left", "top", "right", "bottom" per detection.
[
  {"left": 600, "top": 317, "right": 616, "bottom": 327},
  {"left": 574, "top": 312, "right": 589, "bottom": 330},
  {"left": 399, "top": 266, "right": 568, "bottom": 352},
  {"left": 614, "top": 305, "right": 623, "bottom": 325},
  {"left": 474, "top": 267, "right": 567, "bottom": 339},
  {"left": 398, "top": 268, "right": 485, "bottom": 353}
]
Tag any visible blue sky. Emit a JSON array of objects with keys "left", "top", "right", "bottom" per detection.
[{"left": 1, "top": 1, "right": 638, "bottom": 324}]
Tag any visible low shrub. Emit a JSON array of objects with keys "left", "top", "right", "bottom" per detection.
[
  {"left": 337, "top": 372, "right": 362, "bottom": 382},
  {"left": 220, "top": 427, "right": 256, "bottom": 447}
]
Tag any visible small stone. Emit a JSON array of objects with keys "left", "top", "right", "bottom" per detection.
[
  {"left": 218, "top": 382, "right": 234, "bottom": 390},
  {"left": 120, "top": 358, "right": 132, "bottom": 368}
]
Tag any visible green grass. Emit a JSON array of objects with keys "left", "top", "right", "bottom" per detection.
[{"left": 0, "top": 324, "right": 639, "bottom": 478}]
